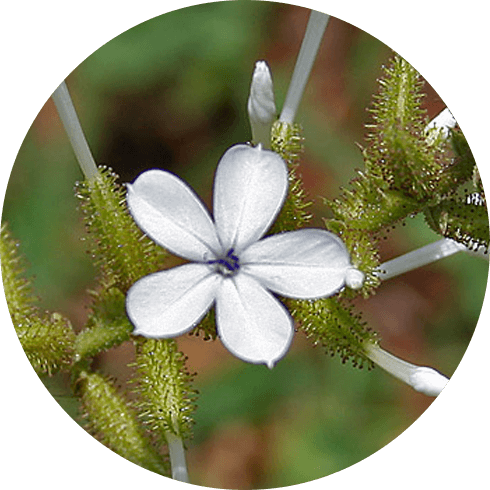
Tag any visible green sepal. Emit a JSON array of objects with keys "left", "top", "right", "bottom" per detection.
[
  {"left": 473, "top": 166, "right": 485, "bottom": 198},
  {"left": 74, "top": 286, "right": 133, "bottom": 362},
  {"left": 450, "top": 129, "right": 476, "bottom": 180},
  {"left": 327, "top": 170, "right": 421, "bottom": 232},
  {"left": 190, "top": 307, "right": 218, "bottom": 341},
  {"left": 364, "top": 55, "right": 455, "bottom": 203},
  {"left": 424, "top": 199, "right": 489, "bottom": 252},
  {"left": 271, "top": 120, "right": 303, "bottom": 164},
  {"left": 18, "top": 312, "right": 75, "bottom": 376},
  {"left": 131, "top": 338, "right": 197, "bottom": 441},
  {"left": 270, "top": 121, "right": 312, "bottom": 233},
  {"left": 288, "top": 297, "right": 377, "bottom": 368},
  {"left": 77, "top": 370, "right": 169, "bottom": 476},
  {"left": 425, "top": 128, "right": 476, "bottom": 198},
  {"left": 1, "top": 223, "right": 75, "bottom": 375},
  {"left": 1, "top": 222, "right": 36, "bottom": 319},
  {"left": 324, "top": 220, "right": 381, "bottom": 297},
  {"left": 76, "top": 166, "right": 167, "bottom": 293}
]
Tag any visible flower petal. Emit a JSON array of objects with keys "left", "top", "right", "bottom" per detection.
[
  {"left": 241, "top": 228, "right": 351, "bottom": 298},
  {"left": 126, "top": 263, "right": 220, "bottom": 337},
  {"left": 127, "top": 169, "right": 222, "bottom": 261},
  {"left": 213, "top": 144, "right": 288, "bottom": 252},
  {"left": 216, "top": 273, "right": 294, "bottom": 368}
]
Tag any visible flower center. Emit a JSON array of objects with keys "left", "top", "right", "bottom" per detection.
[{"left": 208, "top": 248, "right": 240, "bottom": 276}]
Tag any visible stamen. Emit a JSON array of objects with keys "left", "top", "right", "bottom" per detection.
[
  {"left": 227, "top": 248, "right": 240, "bottom": 262},
  {"left": 218, "top": 258, "right": 236, "bottom": 272},
  {"left": 208, "top": 249, "right": 240, "bottom": 275}
]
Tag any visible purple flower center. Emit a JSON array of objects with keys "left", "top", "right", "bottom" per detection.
[{"left": 208, "top": 248, "right": 240, "bottom": 276}]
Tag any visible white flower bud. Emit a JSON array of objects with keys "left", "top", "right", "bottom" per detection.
[
  {"left": 345, "top": 267, "right": 365, "bottom": 290},
  {"left": 365, "top": 343, "right": 449, "bottom": 397},
  {"left": 409, "top": 367, "right": 448, "bottom": 397},
  {"left": 247, "top": 61, "right": 276, "bottom": 148}
]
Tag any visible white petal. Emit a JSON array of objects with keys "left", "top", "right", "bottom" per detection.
[
  {"left": 127, "top": 169, "right": 222, "bottom": 261},
  {"left": 213, "top": 144, "right": 288, "bottom": 252},
  {"left": 126, "top": 263, "right": 220, "bottom": 337},
  {"left": 216, "top": 273, "right": 294, "bottom": 368},
  {"left": 241, "top": 229, "right": 351, "bottom": 298}
]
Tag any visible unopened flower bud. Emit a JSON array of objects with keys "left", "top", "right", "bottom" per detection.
[
  {"left": 409, "top": 367, "right": 448, "bottom": 397},
  {"left": 365, "top": 343, "right": 449, "bottom": 397},
  {"left": 247, "top": 61, "right": 276, "bottom": 148},
  {"left": 345, "top": 267, "right": 365, "bottom": 290}
]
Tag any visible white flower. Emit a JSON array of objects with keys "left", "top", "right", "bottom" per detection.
[{"left": 126, "top": 144, "right": 361, "bottom": 368}]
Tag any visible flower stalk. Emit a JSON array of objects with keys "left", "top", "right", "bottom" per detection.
[
  {"left": 166, "top": 432, "right": 189, "bottom": 482},
  {"left": 51, "top": 81, "right": 98, "bottom": 180},
  {"left": 377, "top": 238, "right": 466, "bottom": 281},
  {"left": 279, "top": 10, "right": 330, "bottom": 124}
]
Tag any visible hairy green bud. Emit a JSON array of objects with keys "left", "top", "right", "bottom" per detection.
[
  {"left": 131, "top": 338, "right": 197, "bottom": 441},
  {"left": 288, "top": 297, "right": 377, "bottom": 368},
  {"left": 1, "top": 224, "right": 75, "bottom": 375},
  {"left": 76, "top": 166, "right": 167, "bottom": 293},
  {"left": 77, "top": 370, "right": 169, "bottom": 476}
]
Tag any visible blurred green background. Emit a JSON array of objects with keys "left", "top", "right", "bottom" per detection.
[{"left": 2, "top": 2, "right": 488, "bottom": 488}]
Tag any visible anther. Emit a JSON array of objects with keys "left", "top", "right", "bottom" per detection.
[{"left": 208, "top": 249, "right": 240, "bottom": 275}]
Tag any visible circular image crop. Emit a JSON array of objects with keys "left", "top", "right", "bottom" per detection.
[{"left": 2, "top": 2, "right": 488, "bottom": 489}]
